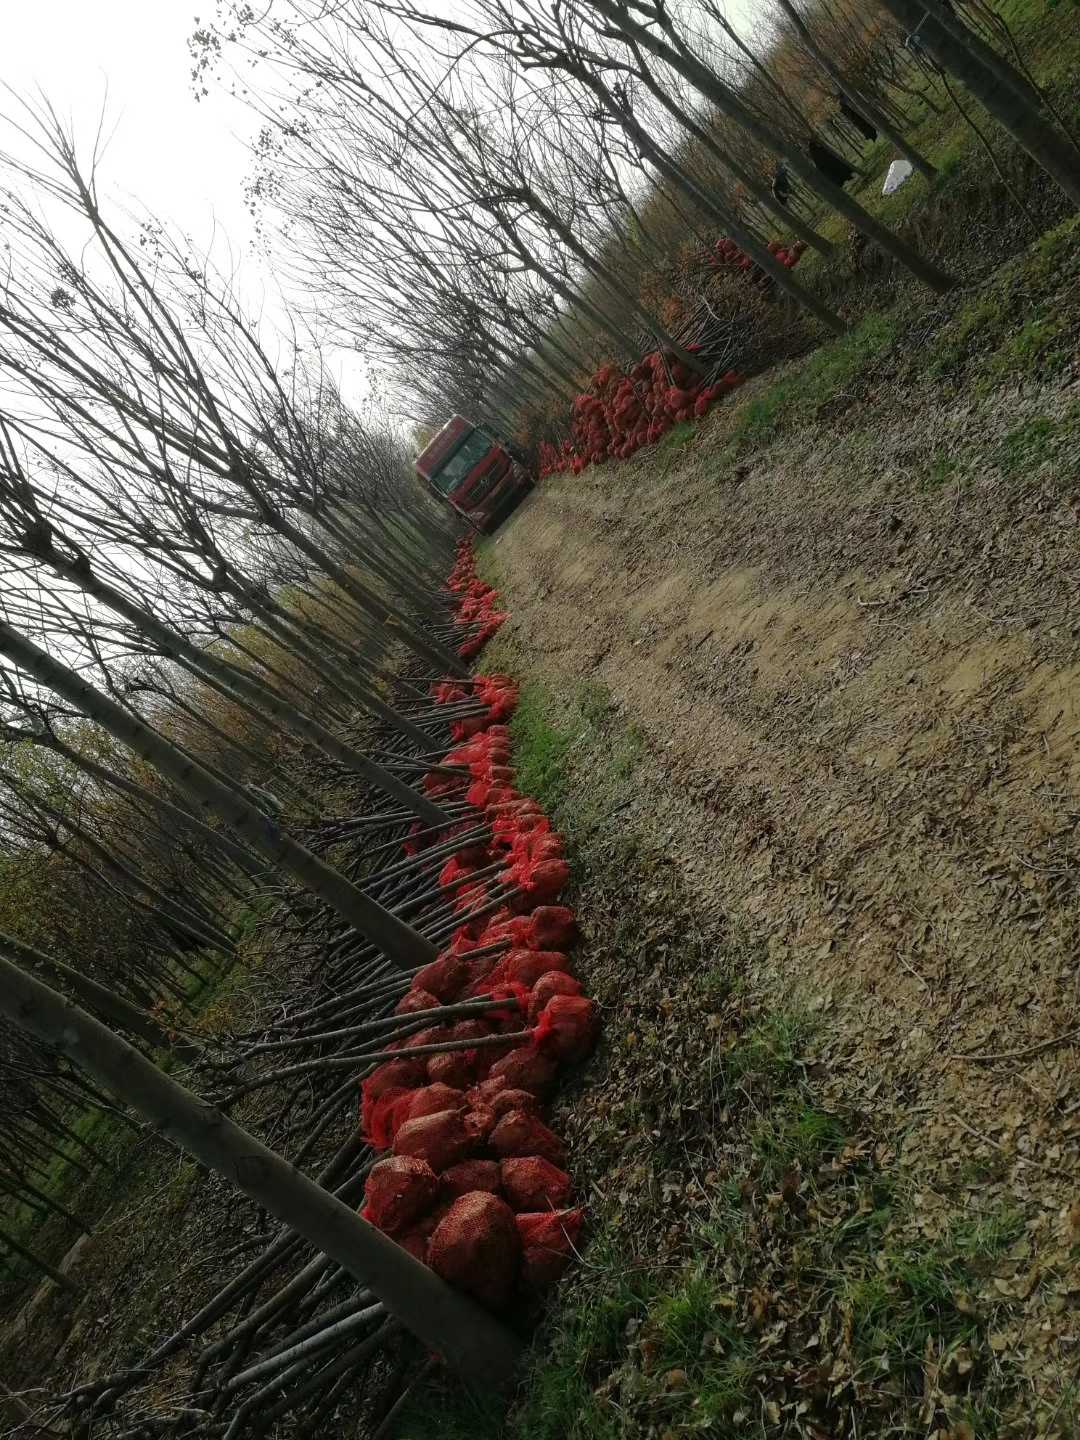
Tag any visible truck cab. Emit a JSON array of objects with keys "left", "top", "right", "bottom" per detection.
[{"left": 415, "top": 416, "right": 532, "bottom": 533}]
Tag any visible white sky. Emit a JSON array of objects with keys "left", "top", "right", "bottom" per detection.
[
  {"left": 5, "top": 1, "right": 258, "bottom": 269},
  {"left": 3, "top": 0, "right": 765, "bottom": 411},
  {"left": 2, "top": 0, "right": 371, "bottom": 401}
]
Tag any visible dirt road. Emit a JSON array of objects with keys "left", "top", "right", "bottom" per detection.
[{"left": 489, "top": 367, "right": 1080, "bottom": 1224}]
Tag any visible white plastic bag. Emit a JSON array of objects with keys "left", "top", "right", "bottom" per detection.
[{"left": 882, "top": 160, "right": 914, "bottom": 196}]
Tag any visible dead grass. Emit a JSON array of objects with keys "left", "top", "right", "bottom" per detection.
[{"left": 395, "top": 675, "right": 1067, "bottom": 1439}]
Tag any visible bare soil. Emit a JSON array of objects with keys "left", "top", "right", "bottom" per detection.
[{"left": 484, "top": 347, "right": 1080, "bottom": 1405}]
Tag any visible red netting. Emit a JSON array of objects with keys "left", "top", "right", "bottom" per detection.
[
  {"left": 361, "top": 1156, "right": 439, "bottom": 1235},
  {"left": 411, "top": 954, "right": 469, "bottom": 1004},
  {"left": 516, "top": 1207, "right": 584, "bottom": 1249},
  {"left": 403, "top": 1084, "right": 464, "bottom": 1123},
  {"left": 499, "top": 1157, "right": 572, "bottom": 1212},
  {"left": 428, "top": 1193, "right": 521, "bottom": 1310},
  {"left": 362, "top": 1089, "right": 411, "bottom": 1149},
  {"left": 463, "top": 1103, "right": 496, "bottom": 1142},
  {"left": 489, "top": 1086, "right": 541, "bottom": 1118},
  {"left": 505, "top": 949, "right": 571, "bottom": 988},
  {"left": 402, "top": 1025, "right": 453, "bottom": 1051},
  {"left": 360, "top": 1058, "right": 428, "bottom": 1147},
  {"left": 487, "top": 1045, "right": 560, "bottom": 1097},
  {"left": 488, "top": 1108, "right": 566, "bottom": 1166},
  {"left": 527, "top": 906, "right": 579, "bottom": 951},
  {"left": 528, "top": 971, "right": 583, "bottom": 1023},
  {"left": 426, "top": 1050, "right": 475, "bottom": 1090},
  {"left": 396, "top": 1228, "right": 430, "bottom": 1264},
  {"left": 533, "top": 995, "right": 600, "bottom": 1064},
  {"left": 516, "top": 1209, "right": 584, "bottom": 1293},
  {"left": 441, "top": 1159, "right": 503, "bottom": 1200},
  {"left": 394, "top": 987, "right": 440, "bottom": 1017},
  {"left": 393, "top": 1108, "right": 476, "bottom": 1172}
]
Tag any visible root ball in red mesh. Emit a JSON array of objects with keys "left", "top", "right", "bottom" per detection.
[
  {"left": 428, "top": 1192, "right": 522, "bottom": 1309},
  {"left": 500, "top": 1156, "right": 573, "bottom": 1212},
  {"left": 488, "top": 1108, "right": 566, "bottom": 1166},
  {"left": 393, "top": 1108, "right": 476, "bottom": 1172},
  {"left": 361, "top": 1156, "right": 439, "bottom": 1235},
  {"left": 441, "top": 1159, "right": 503, "bottom": 1200}
]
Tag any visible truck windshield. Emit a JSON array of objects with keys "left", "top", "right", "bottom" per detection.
[{"left": 431, "top": 429, "right": 493, "bottom": 497}]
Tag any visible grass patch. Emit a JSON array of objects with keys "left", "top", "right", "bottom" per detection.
[
  {"left": 724, "top": 311, "right": 899, "bottom": 458},
  {"left": 844, "top": 1207, "right": 1026, "bottom": 1387},
  {"left": 997, "top": 413, "right": 1059, "bottom": 475},
  {"left": 924, "top": 212, "right": 1080, "bottom": 384},
  {"left": 504, "top": 678, "right": 644, "bottom": 850}
]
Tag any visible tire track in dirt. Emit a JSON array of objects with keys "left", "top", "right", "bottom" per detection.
[{"left": 489, "top": 389, "right": 1080, "bottom": 1238}]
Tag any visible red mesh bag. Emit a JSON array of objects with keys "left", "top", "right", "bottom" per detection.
[
  {"left": 361, "top": 1156, "right": 439, "bottom": 1234},
  {"left": 438, "top": 855, "right": 474, "bottom": 888},
  {"left": 403, "top": 1084, "right": 464, "bottom": 1124},
  {"left": 528, "top": 972, "right": 583, "bottom": 1023},
  {"left": 360, "top": 1058, "right": 428, "bottom": 1147},
  {"left": 534, "top": 995, "right": 600, "bottom": 1063},
  {"left": 500, "top": 1157, "right": 572, "bottom": 1212},
  {"left": 517, "top": 1209, "right": 584, "bottom": 1293},
  {"left": 483, "top": 785, "right": 518, "bottom": 809},
  {"left": 363, "top": 1057, "right": 427, "bottom": 1102},
  {"left": 527, "top": 906, "right": 579, "bottom": 951},
  {"left": 411, "top": 954, "right": 469, "bottom": 1004},
  {"left": 441, "top": 1159, "right": 502, "bottom": 1200},
  {"left": 487, "top": 1045, "right": 560, "bottom": 1097},
  {"left": 396, "top": 1228, "right": 430, "bottom": 1264},
  {"left": 453, "top": 1018, "right": 494, "bottom": 1045},
  {"left": 394, "top": 988, "right": 440, "bottom": 1017},
  {"left": 403, "top": 1025, "right": 453, "bottom": 1051},
  {"left": 393, "top": 1108, "right": 476, "bottom": 1172},
  {"left": 505, "top": 949, "right": 571, "bottom": 988},
  {"left": 427, "top": 1050, "right": 475, "bottom": 1090},
  {"left": 486, "top": 982, "right": 532, "bottom": 1030},
  {"left": 454, "top": 882, "right": 489, "bottom": 915},
  {"left": 489, "top": 1108, "right": 566, "bottom": 1166},
  {"left": 466, "top": 780, "right": 493, "bottom": 808},
  {"left": 463, "top": 1103, "right": 497, "bottom": 1142},
  {"left": 465, "top": 1074, "right": 510, "bottom": 1108},
  {"left": 462, "top": 950, "right": 502, "bottom": 991},
  {"left": 362, "top": 1089, "right": 412, "bottom": 1149},
  {"left": 489, "top": 1087, "right": 541, "bottom": 1119},
  {"left": 522, "top": 860, "right": 570, "bottom": 901},
  {"left": 428, "top": 1192, "right": 521, "bottom": 1309},
  {"left": 414, "top": 1197, "right": 454, "bottom": 1240}
]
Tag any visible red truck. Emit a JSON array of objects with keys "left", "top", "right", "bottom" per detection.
[{"left": 415, "top": 415, "right": 532, "bottom": 533}]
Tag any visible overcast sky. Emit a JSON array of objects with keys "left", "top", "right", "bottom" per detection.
[
  {"left": 4, "top": 0, "right": 765, "bottom": 410},
  {"left": 5, "top": 1, "right": 259, "bottom": 268},
  {"left": 3, "top": 0, "right": 378, "bottom": 399}
]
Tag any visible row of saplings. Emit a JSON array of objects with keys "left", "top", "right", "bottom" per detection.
[
  {"left": 538, "top": 349, "right": 744, "bottom": 477},
  {"left": 536, "top": 233, "right": 806, "bottom": 478},
  {"left": 360, "top": 539, "right": 597, "bottom": 1313}
]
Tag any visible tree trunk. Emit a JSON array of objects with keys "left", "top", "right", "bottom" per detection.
[
  {"left": 0, "top": 928, "right": 197, "bottom": 1060},
  {"left": 775, "top": 0, "right": 937, "bottom": 180},
  {"left": 0, "top": 621, "right": 437, "bottom": 971},
  {"left": 0, "top": 950, "right": 521, "bottom": 1388},
  {"left": 876, "top": 0, "right": 1080, "bottom": 208},
  {"left": 586, "top": 0, "right": 957, "bottom": 292},
  {"left": 27, "top": 544, "right": 446, "bottom": 827},
  {"left": 574, "top": 65, "right": 846, "bottom": 334}
]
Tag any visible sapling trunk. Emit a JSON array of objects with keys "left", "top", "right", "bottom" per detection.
[{"left": 0, "top": 950, "right": 522, "bottom": 1387}]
